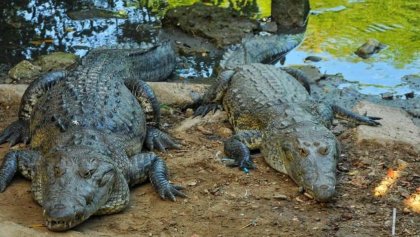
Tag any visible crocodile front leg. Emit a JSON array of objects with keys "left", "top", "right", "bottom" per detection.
[
  {"left": 0, "top": 150, "right": 41, "bottom": 192},
  {"left": 145, "top": 126, "right": 180, "bottom": 152},
  {"left": 224, "top": 130, "right": 262, "bottom": 170},
  {"left": 128, "top": 152, "right": 185, "bottom": 201},
  {"left": 124, "top": 78, "right": 161, "bottom": 127},
  {"left": 0, "top": 71, "right": 66, "bottom": 146},
  {"left": 332, "top": 104, "right": 381, "bottom": 126}
]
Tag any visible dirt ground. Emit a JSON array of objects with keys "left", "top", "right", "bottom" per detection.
[{"left": 0, "top": 102, "right": 419, "bottom": 237}]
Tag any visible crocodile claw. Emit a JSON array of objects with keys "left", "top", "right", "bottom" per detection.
[
  {"left": 0, "top": 120, "right": 30, "bottom": 147},
  {"left": 194, "top": 103, "right": 222, "bottom": 117},
  {"left": 146, "top": 126, "right": 181, "bottom": 152},
  {"left": 224, "top": 157, "right": 256, "bottom": 170},
  {"left": 159, "top": 184, "right": 186, "bottom": 201}
]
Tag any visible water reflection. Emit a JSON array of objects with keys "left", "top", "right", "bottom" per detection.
[
  {"left": 0, "top": 0, "right": 418, "bottom": 94},
  {"left": 1, "top": 0, "right": 160, "bottom": 64}
]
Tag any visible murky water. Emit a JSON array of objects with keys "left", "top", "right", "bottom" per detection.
[{"left": 0, "top": 0, "right": 418, "bottom": 95}]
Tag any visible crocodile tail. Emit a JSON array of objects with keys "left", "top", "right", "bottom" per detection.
[{"left": 219, "top": 33, "right": 305, "bottom": 70}]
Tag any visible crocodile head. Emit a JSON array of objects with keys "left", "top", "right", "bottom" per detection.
[
  {"left": 34, "top": 147, "right": 125, "bottom": 231},
  {"left": 262, "top": 121, "right": 339, "bottom": 202}
]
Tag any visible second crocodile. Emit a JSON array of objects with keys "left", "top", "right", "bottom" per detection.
[{"left": 196, "top": 63, "right": 380, "bottom": 202}]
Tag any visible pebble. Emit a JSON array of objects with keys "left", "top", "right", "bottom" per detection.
[
  {"left": 304, "top": 56, "right": 322, "bottom": 62},
  {"left": 216, "top": 127, "right": 233, "bottom": 138},
  {"left": 341, "top": 212, "right": 353, "bottom": 220},
  {"left": 273, "top": 193, "right": 289, "bottom": 200},
  {"left": 381, "top": 92, "right": 394, "bottom": 100}
]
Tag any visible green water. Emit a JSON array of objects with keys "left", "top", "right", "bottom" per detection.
[{"left": 286, "top": 0, "right": 420, "bottom": 95}]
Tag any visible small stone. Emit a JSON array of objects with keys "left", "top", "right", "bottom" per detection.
[
  {"left": 341, "top": 212, "right": 353, "bottom": 220},
  {"left": 216, "top": 127, "right": 233, "bottom": 138},
  {"left": 258, "top": 22, "right": 277, "bottom": 33},
  {"left": 185, "top": 108, "right": 194, "bottom": 117},
  {"left": 367, "top": 209, "right": 376, "bottom": 215},
  {"left": 273, "top": 193, "right": 289, "bottom": 200},
  {"left": 405, "top": 91, "right": 414, "bottom": 99},
  {"left": 304, "top": 56, "right": 322, "bottom": 62},
  {"left": 196, "top": 125, "right": 213, "bottom": 135},
  {"left": 187, "top": 180, "right": 198, "bottom": 186},
  {"left": 381, "top": 92, "right": 394, "bottom": 100}
]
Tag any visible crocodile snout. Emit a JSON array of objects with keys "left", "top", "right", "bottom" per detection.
[
  {"left": 312, "top": 184, "right": 335, "bottom": 202},
  {"left": 43, "top": 201, "right": 86, "bottom": 231}
]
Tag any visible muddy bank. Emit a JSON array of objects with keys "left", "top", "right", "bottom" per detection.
[{"left": 0, "top": 100, "right": 419, "bottom": 236}]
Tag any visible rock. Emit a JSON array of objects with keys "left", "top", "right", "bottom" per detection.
[
  {"left": 0, "top": 84, "right": 28, "bottom": 105},
  {"left": 8, "top": 60, "right": 42, "bottom": 81},
  {"left": 353, "top": 101, "right": 420, "bottom": 152},
  {"left": 174, "top": 110, "right": 228, "bottom": 133},
  {"left": 354, "top": 38, "right": 386, "bottom": 59},
  {"left": 258, "top": 22, "right": 278, "bottom": 33},
  {"left": 304, "top": 56, "right": 322, "bottom": 62},
  {"left": 34, "top": 52, "right": 78, "bottom": 72},
  {"left": 148, "top": 82, "right": 208, "bottom": 107},
  {"left": 163, "top": 3, "right": 258, "bottom": 47},
  {"left": 272, "top": 0, "right": 310, "bottom": 33},
  {"left": 405, "top": 91, "right": 415, "bottom": 99},
  {"left": 0, "top": 82, "right": 209, "bottom": 108},
  {"left": 380, "top": 92, "right": 394, "bottom": 100},
  {"left": 216, "top": 127, "right": 233, "bottom": 138}
]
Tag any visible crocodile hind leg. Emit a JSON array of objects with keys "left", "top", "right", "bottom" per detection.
[
  {"left": 0, "top": 71, "right": 66, "bottom": 146},
  {"left": 332, "top": 104, "right": 381, "bottom": 126},
  {"left": 194, "top": 70, "right": 235, "bottom": 116},
  {"left": 124, "top": 78, "right": 161, "bottom": 127},
  {"left": 128, "top": 152, "right": 185, "bottom": 201},
  {"left": 223, "top": 130, "right": 262, "bottom": 170},
  {"left": 0, "top": 150, "right": 41, "bottom": 192}
]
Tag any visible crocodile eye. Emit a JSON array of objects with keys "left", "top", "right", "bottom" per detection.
[
  {"left": 97, "top": 169, "right": 114, "bottom": 187},
  {"left": 298, "top": 148, "right": 309, "bottom": 157},
  {"left": 81, "top": 168, "right": 96, "bottom": 178}
]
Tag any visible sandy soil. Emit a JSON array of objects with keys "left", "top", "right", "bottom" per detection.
[{"left": 0, "top": 103, "right": 419, "bottom": 237}]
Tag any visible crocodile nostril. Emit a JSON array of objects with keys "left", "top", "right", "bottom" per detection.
[
  {"left": 318, "top": 146, "right": 328, "bottom": 155},
  {"left": 319, "top": 185, "right": 329, "bottom": 190}
]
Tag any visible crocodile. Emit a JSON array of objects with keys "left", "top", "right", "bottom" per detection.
[
  {"left": 0, "top": 42, "right": 185, "bottom": 231},
  {"left": 195, "top": 63, "right": 380, "bottom": 202}
]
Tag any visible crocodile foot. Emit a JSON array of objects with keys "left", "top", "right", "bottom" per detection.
[
  {"left": 0, "top": 120, "right": 30, "bottom": 146},
  {"left": 223, "top": 157, "right": 256, "bottom": 171},
  {"left": 194, "top": 103, "right": 222, "bottom": 117},
  {"left": 149, "top": 157, "right": 186, "bottom": 201},
  {"left": 146, "top": 126, "right": 181, "bottom": 152}
]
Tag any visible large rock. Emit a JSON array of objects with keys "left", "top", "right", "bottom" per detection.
[
  {"left": 8, "top": 60, "right": 42, "bottom": 81},
  {"left": 0, "top": 82, "right": 209, "bottom": 107},
  {"left": 0, "top": 84, "right": 27, "bottom": 105},
  {"left": 34, "top": 52, "right": 78, "bottom": 72},
  {"left": 163, "top": 3, "right": 258, "bottom": 47},
  {"left": 353, "top": 101, "right": 420, "bottom": 152}
]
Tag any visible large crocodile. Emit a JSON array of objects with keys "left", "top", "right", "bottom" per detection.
[
  {"left": 195, "top": 63, "right": 380, "bottom": 202},
  {"left": 0, "top": 42, "right": 184, "bottom": 231}
]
